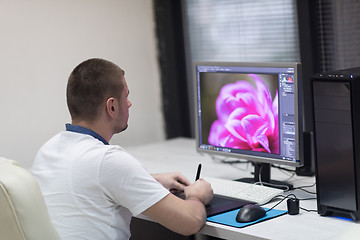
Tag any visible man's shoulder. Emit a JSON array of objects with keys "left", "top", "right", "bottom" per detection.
[{"left": 44, "top": 130, "right": 112, "bottom": 149}]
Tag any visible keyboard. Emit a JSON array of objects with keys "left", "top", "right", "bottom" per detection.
[{"left": 204, "top": 177, "right": 284, "bottom": 205}]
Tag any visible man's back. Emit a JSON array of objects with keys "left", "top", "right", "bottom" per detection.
[{"left": 32, "top": 130, "right": 169, "bottom": 239}]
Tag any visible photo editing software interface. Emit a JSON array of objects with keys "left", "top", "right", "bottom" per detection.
[{"left": 195, "top": 63, "right": 302, "bottom": 167}]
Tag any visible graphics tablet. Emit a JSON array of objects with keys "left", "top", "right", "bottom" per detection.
[{"left": 173, "top": 191, "right": 254, "bottom": 217}]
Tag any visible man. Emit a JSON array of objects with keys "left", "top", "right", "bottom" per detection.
[{"left": 32, "top": 58, "right": 213, "bottom": 239}]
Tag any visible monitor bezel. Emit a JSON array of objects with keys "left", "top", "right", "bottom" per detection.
[{"left": 193, "top": 61, "right": 303, "bottom": 167}]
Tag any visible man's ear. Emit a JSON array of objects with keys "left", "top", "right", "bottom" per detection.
[{"left": 106, "top": 97, "right": 117, "bottom": 117}]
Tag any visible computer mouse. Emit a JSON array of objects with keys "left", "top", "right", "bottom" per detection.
[{"left": 236, "top": 204, "right": 266, "bottom": 223}]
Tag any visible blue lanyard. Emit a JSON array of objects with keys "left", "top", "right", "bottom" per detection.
[{"left": 65, "top": 123, "right": 109, "bottom": 145}]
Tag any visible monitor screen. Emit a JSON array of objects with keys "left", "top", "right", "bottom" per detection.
[{"left": 194, "top": 62, "right": 303, "bottom": 168}]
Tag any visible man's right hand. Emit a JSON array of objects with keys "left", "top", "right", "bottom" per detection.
[
  {"left": 143, "top": 177, "right": 213, "bottom": 235},
  {"left": 184, "top": 179, "right": 213, "bottom": 206}
]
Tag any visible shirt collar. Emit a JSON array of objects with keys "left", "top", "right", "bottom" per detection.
[{"left": 65, "top": 123, "right": 109, "bottom": 145}]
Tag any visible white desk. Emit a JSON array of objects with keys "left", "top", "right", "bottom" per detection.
[{"left": 127, "top": 138, "right": 359, "bottom": 240}]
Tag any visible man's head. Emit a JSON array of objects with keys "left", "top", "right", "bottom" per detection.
[{"left": 67, "top": 58, "right": 131, "bottom": 133}]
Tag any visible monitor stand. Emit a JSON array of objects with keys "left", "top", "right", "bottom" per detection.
[{"left": 236, "top": 163, "right": 293, "bottom": 190}]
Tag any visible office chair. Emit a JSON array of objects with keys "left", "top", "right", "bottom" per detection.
[{"left": 0, "top": 157, "right": 61, "bottom": 240}]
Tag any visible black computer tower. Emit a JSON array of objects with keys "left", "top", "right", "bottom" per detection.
[{"left": 311, "top": 67, "right": 360, "bottom": 221}]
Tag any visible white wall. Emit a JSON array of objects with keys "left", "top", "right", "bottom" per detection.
[{"left": 0, "top": 0, "right": 165, "bottom": 169}]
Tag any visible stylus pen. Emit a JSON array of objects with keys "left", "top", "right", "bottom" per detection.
[{"left": 195, "top": 163, "right": 202, "bottom": 181}]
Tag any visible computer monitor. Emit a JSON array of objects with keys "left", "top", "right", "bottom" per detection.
[{"left": 194, "top": 62, "right": 303, "bottom": 189}]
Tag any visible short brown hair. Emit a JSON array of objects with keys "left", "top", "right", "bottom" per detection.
[{"left": 66, "top": 58, "right": 124, "bottom": 122}]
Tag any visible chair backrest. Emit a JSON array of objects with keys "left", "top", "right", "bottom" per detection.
[{"left": 0, "top": 157, "right": 61, "bottom": 240}]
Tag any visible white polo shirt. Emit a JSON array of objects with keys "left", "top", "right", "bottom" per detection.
[{"left": 32, "top": 126, "right": 169, "bottom": 240}]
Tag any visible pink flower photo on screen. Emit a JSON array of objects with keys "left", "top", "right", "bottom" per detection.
[{"left": 208, "top": 74, "right": 279, "bottom": 154}]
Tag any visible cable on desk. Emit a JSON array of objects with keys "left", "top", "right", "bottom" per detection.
[
  {"left": 298, "top": 197, "right": 317, "bottom": 201},
  {"left": 263, "top": 194, "right": 297, "bottom": 211},
  {"left": 292, "top": 182, "right": 317, "bottom": 194},
  {"left": 299, "top": 207, "right": 318, "bottom": 213},
  {"left": 253, "top": 180, "right": 290, "bottom": 191},
  {"left": 297, "top": 196, "right": 317, "bottom": 212},
  {"left": 262, "top": 194, "right": 317, "bottom": 214}
]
